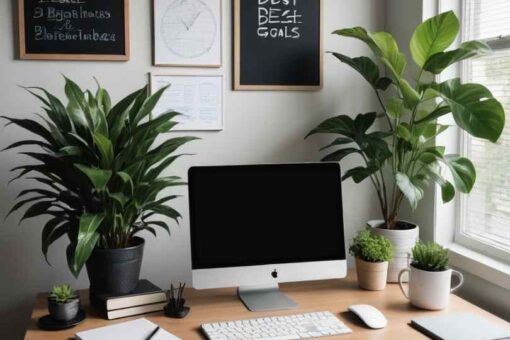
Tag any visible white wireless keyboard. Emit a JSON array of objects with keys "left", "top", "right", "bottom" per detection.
[{"left": 201, "top": 311, "right": 352, "bottom": 339}]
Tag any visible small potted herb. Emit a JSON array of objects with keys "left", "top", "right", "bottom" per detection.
[
  {"left": 398, "top": 242, "right": 464, "bottom": 310},
  {"left": 48, "top": 284, "right": 80, "bottom": 322},
  {"left": 349, "top": 230, "right": 393, "bottom": 291}
]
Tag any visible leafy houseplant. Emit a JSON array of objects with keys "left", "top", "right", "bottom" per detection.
[
  {"left": 3, "top": 78, "right": 197, "bottom": 295},
  {"left": 306, "top": 11, "right": 505, "bottom": 227},
  {"left": 48, "top": 284, "right": 79, "bottom": 321},
  {"left": 306, "top": 11, "right": 505, "bottom": 282},
  {"left": 399, "top": 242, "right": 463, "bottom": 310},
  {"left": 349, "top": 230, "right": 393, "bottom": 290}
]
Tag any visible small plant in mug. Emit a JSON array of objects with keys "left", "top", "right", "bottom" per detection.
[
  {"left": 411, "top": 242, "right": 449, "bottom": 272},
  {"left": 49, "top": 284, "right": 77, "bottom": 304},
  {"left": 349, "top": 230, "right": 393, "bottom": 262}
]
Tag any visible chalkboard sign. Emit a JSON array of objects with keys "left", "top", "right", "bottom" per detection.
[
  {"left": 234, "top": 0, "right": 323, "bottom": 91},
  {"left": 18, "top": 0, "right": 129, "bottom": 61}
]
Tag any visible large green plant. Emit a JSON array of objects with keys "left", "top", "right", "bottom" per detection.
[
  {"left": 3, "top": 78, "right": 197, "bottom": 277},
  {"left": 306, "top": 11, "right": 505, "bottom": 228}
]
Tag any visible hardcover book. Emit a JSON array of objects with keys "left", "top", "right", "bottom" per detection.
[{"left": 91, "top": 279, "right": 167, "bottom": 311}]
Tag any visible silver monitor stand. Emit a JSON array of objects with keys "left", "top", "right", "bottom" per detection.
[{"left": 237, "top": 283, "right": 298, "bottom": 312}]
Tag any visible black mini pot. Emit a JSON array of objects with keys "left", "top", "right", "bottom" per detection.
[
  {"left": 48, "top": 297, "right": 80, "bottom": 322},
  {"left": 86, "top": 237, "right": 145, "bottom": 298}
]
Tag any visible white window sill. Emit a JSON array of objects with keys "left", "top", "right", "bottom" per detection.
[{"left": 448, "top": 243, "right": 510, "bottom": 291}]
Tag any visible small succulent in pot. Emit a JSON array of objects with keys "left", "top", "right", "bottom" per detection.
[
  {"left": 349, "top": 230, "right": 393, "bottom": 291},
  {"left": 48, "top": 284, "right": 80, "bottom": 322},
  {"left": 398, "top": 242, "right": 464, "bottom": 310}
]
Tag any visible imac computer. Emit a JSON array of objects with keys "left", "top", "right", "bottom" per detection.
[{"left": 188, "top": 163, "right": 346, "bottom": 312}]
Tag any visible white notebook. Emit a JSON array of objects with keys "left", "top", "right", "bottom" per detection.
[{"left": 75, "top": 318, "right": 181, "bottom": 340}]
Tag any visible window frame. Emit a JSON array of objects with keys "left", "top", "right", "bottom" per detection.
[{"left": 455, "top": 0, "right": 510, "bottom": 264}]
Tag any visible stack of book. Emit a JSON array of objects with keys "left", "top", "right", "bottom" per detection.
[{"left": 91, "top": 280, "right": 167, "bottom": 320}]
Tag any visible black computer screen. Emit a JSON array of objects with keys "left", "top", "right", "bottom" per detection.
[{"left": 188, "top": 163, "right": 345, "bottom": 269}]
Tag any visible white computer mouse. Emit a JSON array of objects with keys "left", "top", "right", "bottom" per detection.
[{"left": 348, "top": 304, "right": 387, "bottom": 329}]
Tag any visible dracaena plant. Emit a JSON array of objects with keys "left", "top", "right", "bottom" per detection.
[
  {"left": 3, "top": 78, "right": 197, "bottom": 277},
  {"left": 306, "top": 11, "right": 505, "bottom": 229}
]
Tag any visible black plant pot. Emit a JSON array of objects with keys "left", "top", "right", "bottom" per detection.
[
  {"left": 48, "top": 297, "right": 80, "bottom": 322},
  {"left": 86, "top": 237, "right": 144, "bottom": 299}
]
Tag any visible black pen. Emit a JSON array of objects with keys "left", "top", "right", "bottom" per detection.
[{"left": 145, "top": 326, "right": 160, "bottom": 340}]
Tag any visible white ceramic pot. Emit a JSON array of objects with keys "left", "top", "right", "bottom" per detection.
[
  {"left": 398, "top": 265, "right": 464, "bottom": 310},
  {"left": 368, "top": 220, "right": 419, "bottom": 283}
]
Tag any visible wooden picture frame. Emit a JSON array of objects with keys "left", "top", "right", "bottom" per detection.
[
  {"left": 233, "top": 0, "right": 323, "bottom": 91},
  {"left": 149, "top": 74, "right": 224, "bottom": 131},
  {"left": 153, "top": 0, "right": 222, "bottom": 67},
  {"left": 18, "top": 0, "right": 130, "bottom": 61}
]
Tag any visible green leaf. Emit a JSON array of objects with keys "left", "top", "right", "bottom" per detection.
[
  {"left": 386, "top": 98, "right": 404, "bottom": 119},
  {"left": 444, "top": 155, "right": 476, "bottom": 193},
  {"left": 375, "top": 77, "right": 393, "bottom": 90},
  {"left": 332, "top": 27, "right": 380, "bottom": 53},
  {"left": 330, "top": 53, "right": 380, "bottom": 85},
  {"left": 398, "top": 78, "right": 421, "bottom": 108},
  {"left": 354, "top": 112, "right": 376, "bottom": 137},
  {"left": 74, "top": 164, "right": 112, "bottom": 191},
  {"left": 342, "top": 165, "right": 378, "bottom": 183},
  {"left": 305, "top": 115, "right": 355, "bottom": 139},
  {"left": 72, "top": 213, "right": 104, "bottom": 277},
  {"left": 42, "top": 217, "right": 67, "bottom": 263},
  {"left": 370, "top": 32, "right": 406, "bottom": 76},
  {"left": 397, "top": 124, "right": 411, "bottom": 141},
  {"left": 109, "top": 192, "right": 129, "bottom": 207},
  {"left": 434, "top": 79, "right": 505, "bottom": 142},
  {"left": 319, "top": 137, "right": 353, "bottom": 151},
  {"left": 396, "top": 172, "right": 424, "bottom": 210},
  {"left": 92, "top": 132, "right": 114, "bottom": 168},
  {"left": 410, "top": 10, "right": 460, "bottom": 67},
  {"left": 424, "top": 40, "right": 491, "bottom": 74},
  {"left": 321, "top": 148, "right": 360, "bottom": 162},
  {"left": 423, "top": 164, "right": 455, "bottom": 202},
  {"left": 20, "top": 201, "right": 54, "bottom": 222}
]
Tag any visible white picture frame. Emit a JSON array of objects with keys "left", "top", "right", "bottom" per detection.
[
  {"left": 150, "top": 74, "right": 224, "bottom": 131},
  {"left": 153, "top": 0, "right": 222, "bottom": 67}
]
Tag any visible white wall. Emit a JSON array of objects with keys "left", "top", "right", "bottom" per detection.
[{"left": 0, "top": 0, "right": 385, "bottom": 338}]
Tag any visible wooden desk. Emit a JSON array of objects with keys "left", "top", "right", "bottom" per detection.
[{"left": 25, "top": 272, "right": 510, "bottom": 339}]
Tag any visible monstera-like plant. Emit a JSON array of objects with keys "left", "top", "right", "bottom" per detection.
[
  {"left": 306, "top": 11, "right": 505, "bottom": 282},
  {"left": 3, "top": 78, "right": 197, "bottom": 294}
]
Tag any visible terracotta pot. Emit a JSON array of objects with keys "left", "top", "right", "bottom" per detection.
[
  {"left": 355, "top": 258, "right": 388, "bottom": 291},
  {"left": 368, "top": 220, "right": 419, "bottom": 283}
]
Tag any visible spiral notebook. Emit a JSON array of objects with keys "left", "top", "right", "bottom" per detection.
[{"left": 75, "top": 318, "right": 180, "bottom": 340}]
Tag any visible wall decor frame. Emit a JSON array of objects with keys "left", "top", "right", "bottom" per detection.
[
  {"left": 150, "top": 74, "right": 224, "bottom": 131},
  {"left": 153, "top": 0, "right": 222, "bottom": 67},
  {"left": 18, "top": 0, "right": 130, "bottom": 61},
  {"left": 234, "top": 0, "right": 323, "bottom": 91}
]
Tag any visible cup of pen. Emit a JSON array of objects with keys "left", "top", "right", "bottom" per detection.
[{"left": 164, "top": 283, "right": 190, "bottom": 318}]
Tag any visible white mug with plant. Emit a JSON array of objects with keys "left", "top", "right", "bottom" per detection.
[
  {"left": 306, "top": 10, "right": 505, "bottom": 282},
  {"left": 349, "top": 230, "right": 393, "bottom": 291},
  {"left": 398, "top": 242, "right": 464, "bottom": 310},
  {"left": 48, "top": 284, "right": 79, "bottom": 322}
]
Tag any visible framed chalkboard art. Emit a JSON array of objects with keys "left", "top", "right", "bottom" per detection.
[
  {"left": 18, "top": 0, "right": 130, "bottom": 61},
  {"left": 234, "top": 0, "right": 323, "bottom": 91}
]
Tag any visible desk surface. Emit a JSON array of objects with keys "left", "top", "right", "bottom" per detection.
[{"left": 25, "top": 271, "right": 510, "bottom": 339}]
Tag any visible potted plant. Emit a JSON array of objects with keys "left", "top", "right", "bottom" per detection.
[
  {"left": 48, "top": 284, "right": 80, "bottom": 321},
  {"left": 3, "top": 78, "right": 197, "bottom": 296},
  {"left": 398, "top": 242, "right": 463, "bottom": 310},
  {"left": 306, "top": 11, "right": 505, "bottom": 282},
  {"left": 349, "top": 230, "right": 393, "bottom": 291}
]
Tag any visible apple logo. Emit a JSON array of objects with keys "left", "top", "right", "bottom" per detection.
[{"left": 271, "top": 269, "right": 278, "bottom": 278}]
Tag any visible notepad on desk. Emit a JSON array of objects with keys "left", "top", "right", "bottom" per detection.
[
  {"left": 75, "top": 318, "right": 180, "bottom": 340},
  {"left": 411, "top": 313, "right": 510, "bottom": 340}
]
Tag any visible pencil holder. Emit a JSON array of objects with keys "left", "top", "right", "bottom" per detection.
[{"left": 164, "top": 298, "right": 190, "bottom": 318}]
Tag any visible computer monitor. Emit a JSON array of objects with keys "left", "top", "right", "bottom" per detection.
[{"left": 188, "top": 163, "right": 346, "bottom": 311}]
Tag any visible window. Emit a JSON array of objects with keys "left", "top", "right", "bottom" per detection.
[{"left": 458, "top": 0, "right": 510, "bottom": 260}]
